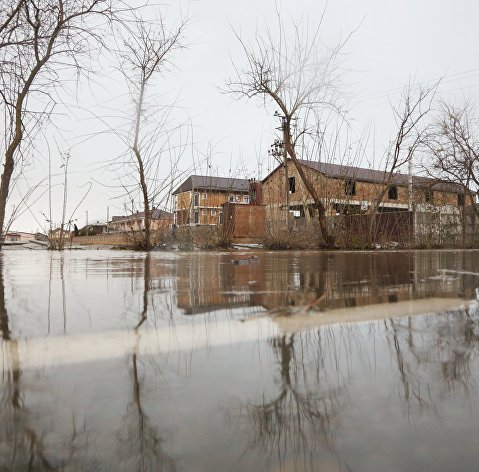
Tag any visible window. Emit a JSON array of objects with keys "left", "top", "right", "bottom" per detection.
[
  {"left": 388, "top": 294, "right": 398, "bottom": 303},
  {"left": 202, "top": 192, "right": 207, "bottom": 199},
  {"left": 344, "top": 180, "right": 356, "bottom": 196},
  {"left": 243, "top": 195, "right": 250, "bottom": 204},
  {"left": 235, "top": 195, "right": 241, "bottom": 202},
  {"left": 289, "top": 176, "right": 296, "bottom": 193},
  {"left": 210, "top": 209, "right": 216, "bottom": 216},
  {"left": 425, "top": 189, "right": 434, "bottom": 204},
  {"left": 194, "top": 210, "right": 199, "bottom": 224},
  {"left": 458, "top": 193, "right": 465, "bottom": 206},
  {"left": 201, "top": 209, "right": 206, "bottom": 215},
  {"left": 194, "top": 193, "right": 199, "bottom": 206},
  {"left": 229, "top": 195, "right": 234, "bottom": 202},
  {"left": 218, "top": 211, "right": 223, "bottom": 224},
  {"left": 388, "top": 185, "right": 398, "bottom": 200}
]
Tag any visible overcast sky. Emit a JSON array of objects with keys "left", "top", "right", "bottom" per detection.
[{"left": 8, "top": 0, "right": 479, "bottom": 232}]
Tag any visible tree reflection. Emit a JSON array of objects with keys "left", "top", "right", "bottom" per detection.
[
  {"left": 135, "top": 254, "right": 151, "bottom": 329},
  {"left": 385, "top": 307, "right": 479, "bottom": 417},
  {"left": 236, "top": 330, "right": 348, "bottom": 471},
  {"left": 236, "top": 298, "right": 479, "bottom": 470},
  {"left": 0, "top": 259, "right": 57, "bottom": 470},
  {"left": 116, "top": 254, "right": 177, "bottom": 471},
  {"left": 0, "top": 255, "right": 102, "bottom": 470}
]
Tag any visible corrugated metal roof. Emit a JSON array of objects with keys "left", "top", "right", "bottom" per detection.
[
  {"left": 298, "top": 160, "right": 464, "bottom": 194},
  {"left": 172, "top": 175, "right": 250, "bottom": 195}
]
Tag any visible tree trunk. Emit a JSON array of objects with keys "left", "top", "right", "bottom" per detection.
[
  {"left": 0, "top": 96, "right": 24, "bottom": 240},
  {"left": 132, "top": 79, "right": 151, "bottom": 251},
  {"left": 0, "top": 148, "right": 17, "bottom": 242},
  {"left": 283, "top": 126, "right": 333, "bottom": 246}
]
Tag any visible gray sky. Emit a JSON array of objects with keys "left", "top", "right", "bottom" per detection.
[{"left": 8, "top": 0, "right": 479, "bottom": 232}]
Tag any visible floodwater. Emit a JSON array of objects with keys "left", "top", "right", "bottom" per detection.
[{"left": 0, "top": 249, "right": 478, "bottom": 472}]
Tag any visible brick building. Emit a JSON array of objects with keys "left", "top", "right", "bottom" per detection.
[
  {"left": 261, "top": 159, "right": 464, "bottom": 216},
  {"left": 172, "top": 175, "right": 250, "bottom": 226},
  {"left": 109, "top": 209, "right": 173, "bottom": 233}
]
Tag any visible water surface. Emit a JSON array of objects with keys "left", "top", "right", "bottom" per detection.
[{"left": 0, "top": 249, "right": 478, "bottom": 471}]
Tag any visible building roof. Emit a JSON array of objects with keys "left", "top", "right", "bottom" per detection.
[
  {"left": 6, "top": 231, "right": 35, "bottom": 237},
  {"left": 110, "top": 209, "right": 173, "bottom": 223},
  {"left": 172, "top": 175, "right": 250, "bottom": 195},
  {"left": 264, "top": 159, "right": 464, "bottom": 194}
]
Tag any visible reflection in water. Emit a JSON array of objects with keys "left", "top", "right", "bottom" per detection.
[
  {"left": 236, "top": 332, "right": 347, "bottom": 471},
  {"left": 172, "top": 251, "right": 477, "bottom": 319},
  {"left": 117, "top": 345, "right": 177, "bottom": 471},
  {"left": 386, "top": 310, "right": 479, "bottom": 416},
  {"left": 0, "top": 250, "right": 478, "bottom": 470},
  {"left": 117, "top": 255, "right": 177, "bottom": 471},
  {"left": 0, "top": 258, "right": 84, "bottom": 470},
  {"left": 236, "top": 308, "right": 479, "bottom": 471},
  {"left": 136, "top": 254, "right": 150, "bottom": 330}
]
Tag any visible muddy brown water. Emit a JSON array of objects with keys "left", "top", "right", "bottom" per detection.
[{"left": 0, "top": 249, "right": 478, "bottom": 471}]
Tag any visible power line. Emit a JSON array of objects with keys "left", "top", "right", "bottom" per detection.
[{"left": 353, "top": 67, "right": 479, "bottom": 104}]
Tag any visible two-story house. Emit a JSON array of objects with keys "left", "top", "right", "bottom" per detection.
[
  {"left": 109, "top": 209, "right": 173, "bottom": 233},
  {"left": 261, "top": 159, "right": 464, "bottom": 216},
  {"left": 172, "top": 175, "right": 251, "bottom": 226}
]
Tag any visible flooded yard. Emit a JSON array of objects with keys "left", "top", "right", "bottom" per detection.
[{"left": 1, "top": 249, "right": 478, "bottom": 471}]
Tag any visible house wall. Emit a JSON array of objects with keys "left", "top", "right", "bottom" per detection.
[
  {"left": 5, "top": 232, "right": 35, "bottom": 242},
  {"left": 262, "top": 161, "right": 461, "bottom": 213},
  {"left": 174, "top": 189, "right": 250, "bottom": 226},
  {"left": 109, "top": 216, "right": 172, "bottom": 233},
  {"left": 110, "top": 219, "right": 143, "bottom": 232},
  {"left": 151, "top": 217, "right": 173, "bottom": 231}
]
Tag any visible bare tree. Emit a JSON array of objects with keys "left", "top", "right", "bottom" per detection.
[
  {"left": 426, "top": 100, "right": 479, "bottom": 204},
  {"left": 422, "top": 100, "right": 479, "bottom": 246},
  {"left": 226, "top": 7, "right": 352, "bottom": 246},
  {"left": 0, "top": 0, "right": 120, "bottom": 241},
  {"left": 113, "top": 14, "right": 187, "bottom": 250},
  {"left": 367, "top": 83, "right": 437, "bottom": 244}
]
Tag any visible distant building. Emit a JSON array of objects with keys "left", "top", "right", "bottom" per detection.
[
  {"left": 172, "top": 175, "right": 250, "bottom": 226},
  {"left": 79, "top": 223, "right": 107, "bottom": 236},
  {"left": 34, "top": 232, "right": 49, "bottom": 242},
  {"left": 4, "top": 231, "right": 35, "bottom": 242},
  {"left": 108, "top": 209, "right": 173, "bottom": 233}
]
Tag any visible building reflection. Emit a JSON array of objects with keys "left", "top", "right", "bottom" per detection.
[
  {"left": 79, "top": 250, "right": 476, "bottom": 320},
  {"left": 170, "top": 251, "right": 476, "bottom": 317}
]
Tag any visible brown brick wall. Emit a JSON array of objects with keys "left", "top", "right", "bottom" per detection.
[
  {"left": 262, "top": 161, "right": 460, "bottom": 211},
  {"left": 175, "top": 189, "right": 249, "bottom": 226}
]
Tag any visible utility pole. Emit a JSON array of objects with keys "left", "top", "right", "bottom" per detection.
[
  {"left": 86, "top": 210, "right": 88, "bottom": 236},
  {"left": 282, "top": 116, "right": 290, "bottom": 218},
  {"left": 408, "top": 148, "right": 413, "bottom": 212},
  {"left": 408, "top": 147, "right": 414, "bottom": 246},
  {"left": 270, "top": 111, "right": 290, "bottom": 224}
]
